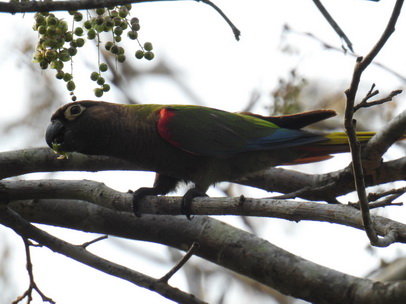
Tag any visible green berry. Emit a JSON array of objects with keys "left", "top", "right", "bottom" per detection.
[
  {"left": 130, "top": 17, "right": 139, "bottom": 25},
  {"left": 63, "top": 73, "right": 73, "bottom": 82},
  {"left": 144, "top": 42, "right": 153, "bottom": 51},
  {"left": 95, "top": 16, "right": 104, "bottom": 26},
  {"left": 90, "top": 72, "right": 100, "bottom": 81},
  {"left": 74, "top": 27, "right": 84, "bottom": 36},
  {"left": 127, "top": 31, "right": 138, "bottom": 40},
  {"left": 39, "top": 60, "right": 49, "bottom": 69},
  {"left": 76, "top": 38, "right": 85, "bottom": 47},
  {"left": 117, "top": 54, "right": 126, "bottom": 63},
  {"left": 95, "top": 7, "right": 105, "bottom": 15},
  {"left": 56, "top": 21, "right": 68, "bottom": 34},
  {"left": 144, "top": 51, "right": 154, "bottom": 61},
  {"left": 87, "top": 29, "right": 96, "bottom": 40},
  {"left": 37, "top": 25, "right": 46, "bottom": 35},
  {"left": 114, "top": 36, "right": 122, "bottom": 43},
  {"left": 55, "top": 37, "right": 65, "bottom": 48},
  {"left": 104, "top": 18, "right": 114, "bottom": 30},
  {"left": 94, "top": 88, "right": 103, "bottom": 97},
  {"left": 118, "top": 47, "right": 125, "bottom": 55},
  {"left": 50, "top": 60, "right": 64, "bottom": 70},
  {"left": 67, "top": 80, "right": 76, "bottom": 91},
  {"left": 65, "top": 32, "right": 73, "bottom": 42},
  {"left": 110, "top": 45, "right": 119, "bottom": 54},
  {"left": 95, "top": 25, "right": 105, "bottom": 33},
  {"left": 131, "top": 23, "right": 140, "bottom": 31},
  {"left": 83, "top": 20, "right": 92, "bottom": 29},
  {"left": 97, "top": 77, "right": 105, "bottom": 85},
  {"left": 46, "top": 26, "right": 56, "bottom": 35},
  {"left": 55, "top": 70, "right": 65, "bottom": 79},
  {"left": 105, "top": 41, "right": 114, "bottom": 51},
  {"left": 73, "top": 12, "right": 83, "bottom": 22},
  {"left": 118, "top": 7, "right": 128, "bottom": 18},
  {"left": 68, "top": 47, "right": 77, "bottom": 56},
  {"left": 102, "top": 83, "right": 110, "bottom": 92},
  {"left": 120, "top": 21, "right": 128, "bottom": 30},
  {"left": 46, "top": 15, "right": 58, "bottom": 26},
  {"left": 35, "top": 13, "right": 46, "bottom": 25},
  {"left": 99, "top": 63, "right": 108, "bottom": 72},
  {"left": 59, "top": 49, "right": 71, "bottom": 62},
  {"left": 113, "top": 26, "right": 123, "bottom": 36},
  {"left": 45, "top": 49, "right": 57, "bottom": 61},
  {"left": 135, "top": 50, "right": 144, "bottom": 59},
  {"left": 110, "top": 10, "right": 118, "bottom": 18}
]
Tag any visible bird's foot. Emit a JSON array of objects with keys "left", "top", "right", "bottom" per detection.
[
  {"left": 181, "top": 188, "right": 208, "bottom": 220},
  {"left": 132, "top": 187, "right": 160, "bottom": 217}
]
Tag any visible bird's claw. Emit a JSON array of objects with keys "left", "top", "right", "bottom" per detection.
[{"left": 181, "top": 188, "right": 208, "bottom": 220}]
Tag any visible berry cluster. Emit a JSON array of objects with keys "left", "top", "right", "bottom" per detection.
[
  {"left": 32, "top": 12, "right": 83, "bottom": 100},
  {"left": 32, "top": 5, "right": 154, "bottom": 100}
]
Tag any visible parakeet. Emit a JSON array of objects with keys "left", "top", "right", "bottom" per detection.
[{"left": 45, "top": 100, "right": 384, "bottom": 219}]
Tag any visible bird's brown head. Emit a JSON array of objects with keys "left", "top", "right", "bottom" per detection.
[{"left": 46, "top": 100, "right": 124, "bottom": 155}]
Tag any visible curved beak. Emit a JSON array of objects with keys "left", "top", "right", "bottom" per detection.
[{"left": 45, "top": 120, "right": 64, "bottom": 148}]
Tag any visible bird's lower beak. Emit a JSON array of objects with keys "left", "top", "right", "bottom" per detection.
[{"left": 45, "top": 120, "right": 65, "bottom": 148}]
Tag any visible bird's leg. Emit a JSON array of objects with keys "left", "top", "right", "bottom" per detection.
[
  {"left": 132, "top": 174, "right": 180, "bottom": 217},
  {"left": 181, "top": 187, "right": 208, "bottom": 220}
]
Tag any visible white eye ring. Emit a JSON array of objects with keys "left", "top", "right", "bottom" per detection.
[{"left": 64, "top": 104, "right": 85, "bottom": 121}]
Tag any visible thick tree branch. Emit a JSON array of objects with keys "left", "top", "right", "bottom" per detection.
[
  {"left": 0, "top": 0, "right": 240, "bottom": 40},
  {"left": 1, "top": 147, "right": 405, "bottom": 204},
  {"left": 2, "top": 179, "right": 406, "bottom": 245},
  {"left": 0, "top": 205, "right": 206, "bottom": 304},
  {"left": 5, "top": 199, "right": 406, "bottom": 303}
]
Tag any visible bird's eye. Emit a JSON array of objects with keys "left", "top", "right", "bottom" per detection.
[{"left": 64, "top": 104, "right": 85, "bottom": 121}]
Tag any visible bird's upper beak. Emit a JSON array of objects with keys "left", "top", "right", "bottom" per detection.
[{"left": 45, "top": 120, "right": 65, "bottom": 149}]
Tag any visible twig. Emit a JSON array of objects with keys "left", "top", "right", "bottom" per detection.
[
  {"left": 283, "top": 25, "right": 406, "bottom": 83},
  {"left": 354, "top": 87, "right": 402, "bottom": 112},
  {"left": 160, "top": 242, "right": 200, "bottom": 283},
  {"left": 344, "top": 0, "right": 404, "bottom": 246},
  {"left": 312, "top": 0, "right": 353, "bottom": 52},
  {"left": 199, "top": 0, "right": 240, "bottom": 40},
  {"left": 12, "top": 238, "right": 55, "bottom": 304},
  {"left": 81, "top": 235, "right": 108, "bottom": 248},
  {"left": 368, "top": 186, "right": 406, "bottom": 202}
]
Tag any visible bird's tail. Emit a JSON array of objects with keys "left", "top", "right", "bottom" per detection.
[{"left": 289, "top": 131, "right": 405, "bottom": 165}]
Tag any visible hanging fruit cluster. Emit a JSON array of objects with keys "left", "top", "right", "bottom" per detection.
[{"left": 32, "top": 4, "right": 154, "bottom": 100}]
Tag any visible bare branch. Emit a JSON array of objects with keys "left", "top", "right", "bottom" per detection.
[
  {"left": 312, "top": 0, "right": 353, "bottom": 52},
  {"left": 344, "top": 0, "right": 404, "bottom": 246},
  {"left": 3, "top": 179, "right": 406, "bottom": 245},
  {"left": 81, "top": 235, "right": 108, "bottom": 248},
  {"left": 354, "top": 88, "right": 402, "bottom": 112},
  {"left": 0, "top": 207, "right": 207, "bottom": 304},
  {"left": 6, "top": 199, "right": 406, "bottom": 303},
  {"left": 12, "top": 238, "right": 55, "bottom": 304},
  {"left": 160, "top": 242, "right": 200, "bottom": 283}
]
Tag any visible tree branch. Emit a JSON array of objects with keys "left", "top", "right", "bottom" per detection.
[
  {"left": 312, "top": 0, "right": 353, "bottom": 52},
  {"left": 3, "top": 179, "right": 406, "bottom": 245},
  {"left": 5, "top": 199, "right": 406, "bottom": 303},
  {"left": 344, "top": 0, "right": 404, "bottom": 246},
  {"left": 0, "top": 206, "right": 207, "bottom": 304},
  {"left": 1, "top": 147, "right": 405, "bottom": 205},
  {"left": 0, "top": 0, "right": 240, "bottom": 40}
]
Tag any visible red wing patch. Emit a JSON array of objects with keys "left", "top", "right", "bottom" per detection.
[{"left": 157, "top": 108, "right": 181, "bottom": 147}]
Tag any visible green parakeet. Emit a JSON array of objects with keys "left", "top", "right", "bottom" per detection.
[{"left": 46, "top": 100, "right": 390, "bottom": 218}]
